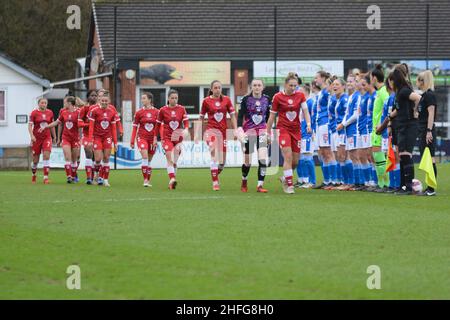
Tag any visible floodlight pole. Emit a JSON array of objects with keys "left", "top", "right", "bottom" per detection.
[
  {"left": 274, "top": 6, "right": 277, "bottom": 88},
  {"left": 113, "top": 5, "right": 118, "bottom": 170},
  {"left": 425, "top": 4, "right": 430, "bottom": 70}
]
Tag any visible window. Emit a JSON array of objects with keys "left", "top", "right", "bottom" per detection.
[
  {"left": 0, "top": 90, "right": 6, "bottom": 124},
  {"left": 170, "top": 87, "right": 199, "bottom": 115}
]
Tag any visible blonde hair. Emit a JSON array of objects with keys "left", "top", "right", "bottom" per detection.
[
  {"left": 75, "top": 97, "right": 86, "bottom": 107},
  {"left": 285, "top": 72, "right": 299, "bottom": 83},
  {"left": 418, "top": 70, "right": 435, "bottom": 91}
]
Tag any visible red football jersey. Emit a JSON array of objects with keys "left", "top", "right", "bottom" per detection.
[
  {"left": 88, "top": 106, "right": 117, "bottom": 138},
  {"left": 271, "top": 91, "right": 306, "bottom": 131},
  {"left": 133, "top": 107, "right": 160, "bottom": 140},
  {"left": 200, "top": 96, "right": 235, "bottom": 132},
  {"left": 29, "top": 108, "right": 54, "bottom": 140},
  {"left": 78, "top": 105, "right": 97, "bottom": 136},
  {"left": 108, "top": 104, "right": 121, "bottom": 122},
  {"left": 157, "top": 105, "right": 188, "bottom": 141},
  {"left": 58, "top": 108, "right": 80, "bottom": 142}
]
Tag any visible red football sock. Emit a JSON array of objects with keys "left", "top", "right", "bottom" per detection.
[
  {"left": 65, "top": 163, "right": 72, "bottom": 178},
  {"left": 71, "top": 163, "right": 78, "bottom": 178},
  {"left": 142, "top": 166, "right": 148, "bottom": 180},
  {"left": 103, "top": 165, "right": 110, "bottom": 180}
]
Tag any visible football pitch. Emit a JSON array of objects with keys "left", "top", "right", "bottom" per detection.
[{"left": 1, "top": 165, "right": 449, "bottom": 299}]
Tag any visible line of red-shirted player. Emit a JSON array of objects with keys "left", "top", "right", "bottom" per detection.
[{"left": 29, "top": 76, "right": 310, "bottom": 194}]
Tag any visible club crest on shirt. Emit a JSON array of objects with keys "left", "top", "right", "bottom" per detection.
[
  {"left": 169, "top": 121, "right": 179, "bottom": 130},
  {"left": 42, "top": 115, "right": 46, "bottom": 120},
  {"left": 171, "top": 111, "right": 176, "bottom": 117},
  {"left": 214, "top": 112, "right": 224, "bottom": 122},
  {"left": 215, "top": 102, "right": 221, "bottom": 107},
  {"left": 101, "top": 121, "right": 109, "bottom": 129},
  {"left": 255, "top": 101, "right": 261, "bottom": 107},
  {"left": 288, "top": 99, "right": 294, "bottom": 105},
  {"left": 65, "top": 121, "right": 73, "bottom": 130},
  {"left": 104, "top": 113, "right": 107, "bottom": 117},
  {"left": 144, "top": 123, "right": 154, "bottom": 132},
  {"left": 286, "top": 111, "right": 297, "bottom": 122},
  {"left": 40, "top": 122, "right": 48, "bottom": 129},
  {"left": 147, "top": 113, "right": 151, "bottom": 118}
]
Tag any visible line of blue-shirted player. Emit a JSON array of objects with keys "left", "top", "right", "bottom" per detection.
[{"left": 296, "top": 73, "right": 400, "bottom": 191}]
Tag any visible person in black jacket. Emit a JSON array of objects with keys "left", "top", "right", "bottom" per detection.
[
  {"left": 388, "top": 65, "right": 422, "bottom": 195},
  {"left": 416, "top": 70, "right": 438, "bottom": 196}
]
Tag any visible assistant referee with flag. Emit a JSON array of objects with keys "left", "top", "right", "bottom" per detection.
[{"left": 416, "top": 70, "right": 438, "bottom": 196}]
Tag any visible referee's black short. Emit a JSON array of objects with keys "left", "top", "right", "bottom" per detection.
[
  {"left": 417, "top": 124, "right": 436, "bottom": 157},
  {"left": 396, "top": 120, "right": 418, "bottom": 153}
]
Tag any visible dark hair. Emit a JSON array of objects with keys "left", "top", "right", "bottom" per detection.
[
  {"left": 311, "top": 80, "right": 320, "bottom": 91},
  {"left": 317, "top": 70, "right": 331, "bottom": 80},
  {"left": 65, "top": 96, "right": 76, "bottom": 106},
  {"left": 208, "top": 80, "right": 223, "bottom": 101},
  {"left": 364, "top": 73, "right": 371, "bottom": 84},
  {"left": 301, "top": 84, "right": 311, "bottom": 94},
  {"left": 167, "top": 89, "right": 178, "bottom": 105},
  {"left": 385, "top": 72, "right": 394, "bottom": 91},
  {"left": 142, "top": 92, "right": 154, "bottom": 104},
  {"left": 371, "top": 64, "right": 384, "bottom": 83},
  {"left": 392, "top": 68, "right": 412, "bottom": 93},
  {"left": 87, "top": 90, "right": 97, "bottom": 97}
]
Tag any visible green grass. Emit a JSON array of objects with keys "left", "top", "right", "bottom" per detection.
[{"left": 0, "top": 165, "right": 449, "bottom": 299}]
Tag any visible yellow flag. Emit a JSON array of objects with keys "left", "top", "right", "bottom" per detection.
[{"left": 419, "top": 147, "right": 437, "bottom": 189}]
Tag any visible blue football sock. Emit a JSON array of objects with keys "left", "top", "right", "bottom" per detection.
[
  {"left": 354, "top": 163, "right": 361, "bottom": 185},
  {"left": 330, "top": 160, "right": 338, "bottom": 184},
  {"left": 323, "top": 163, "right": 330, "bottom": 185},
  {"left": 345, "top": 160, "right": 354, "bottom": 185},
  {"left": 372, "top": 165, "right": 378, "bottom": 184},
  {"left": 340, "top": 162, "right": 347, "bottom": 184},
  {"left": 364, "top": 163, "right": 371, "bottom": 184},
  {"left": 305, "top": 156, "right": 316, "bottom": 185}
]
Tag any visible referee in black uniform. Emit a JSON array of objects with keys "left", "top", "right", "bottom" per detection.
[{"left": 416, "top": 70, "right": 438, "bottom": 196}]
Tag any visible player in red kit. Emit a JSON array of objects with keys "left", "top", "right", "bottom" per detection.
[
  {"left": 40, "top": 96, "right": 81, "bottom": 183},
  {"left": 156, "top": 89, "right": 189, "bottom": 190},
  {"left": 98, "top": 88, "right": 124, "bottom": 138},
  {"left": 199, "top": 80, "right": 238, "bottom": 191},
  {"left": 266, "top": 73, "right": 312, "bottom": 194},
  {"left": 78, "top": 90, "right": 98, "bottom": 184},
  {"left": 28, "top": 98, "right": 56, "bottom": 184},
  {"left": 88, "top": 93, "right": 118, "bottom": 187},
  {"left": 130, "top": 93, "right": 159, "bottom": 187}
]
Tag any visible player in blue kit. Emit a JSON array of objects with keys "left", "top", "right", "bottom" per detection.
[
  {"left": 328, "top": 87, "right": 341, "bottom": 186},
  {"left": 314, "top": 71, "right": 338, "bottom": 189},
  {"left": 237, "top": 79, "right": 271, "bottom": 193},
  {"left": 332, "top": 78, "right": 350, "bottom": 189},
  {"left": 355, "top": 74, "right": 372, "bottom": 190},
  {"left": 337, "top": 74, "right": 360, "bottom": 191},
  {"left": 295, "top": 84, "right": 316, "bottom": 188}
]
